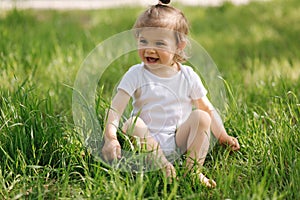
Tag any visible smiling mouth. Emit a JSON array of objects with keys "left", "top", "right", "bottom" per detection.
[{"left": 146, "top": 57, "right": 159, "bottom": 63}]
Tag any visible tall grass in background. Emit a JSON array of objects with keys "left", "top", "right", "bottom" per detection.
[{"left": 0, "top": 0, "right": 299, "bottom": 199}]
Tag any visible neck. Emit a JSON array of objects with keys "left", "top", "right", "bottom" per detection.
[{"left": 144, "top": 62, "right": 180, "bottom": 78}]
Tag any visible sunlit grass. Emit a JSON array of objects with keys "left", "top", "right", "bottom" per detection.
[{"left": 0, "top": 0, "right": 299, "bottom": 199}]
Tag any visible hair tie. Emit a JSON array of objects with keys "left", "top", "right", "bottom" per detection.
[{"left": 158, "top": 0, "right": 171, "bottom": 5}]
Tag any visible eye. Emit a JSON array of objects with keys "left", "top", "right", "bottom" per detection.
[
  {"left": 156, "top": 41, "right": 166, "bottom": 46},
  {"left": 139, "top": 39, "right": 147, "bottom": 45}
]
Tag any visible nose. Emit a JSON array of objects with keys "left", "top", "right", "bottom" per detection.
[{"left": 145, "top": 47, "right": 156, "bottom": 54}]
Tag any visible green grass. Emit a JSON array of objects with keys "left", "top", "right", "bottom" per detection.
[{"left": 0, "top": 0, "right": 299, "bottom": 199}]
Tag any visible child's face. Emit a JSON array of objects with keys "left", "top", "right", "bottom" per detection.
[{"left": 137, "top": 28, "right": 179, "bottom": 67}]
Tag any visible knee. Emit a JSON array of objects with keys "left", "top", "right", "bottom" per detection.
[
  {"left": 122, "top": 116, "right": 149, "bottom": 137},
  {"left": 190, "top": 109, "right": 211, "bottom": 130}
]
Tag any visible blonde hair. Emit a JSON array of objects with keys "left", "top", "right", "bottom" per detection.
[{"left": 133, "top": 4, "right": 189, "bottom": 63}]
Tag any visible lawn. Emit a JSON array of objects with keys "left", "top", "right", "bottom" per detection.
[{"left": 0, "top": 0, "right": 299, "bottom": 199}]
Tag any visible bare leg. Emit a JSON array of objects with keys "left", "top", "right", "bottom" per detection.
[
  {"left": 122, "top": 116, "right": 176, "bottom": 179},
  {"left": 176, "top": 110, "right": 216, "bottom": 188}
]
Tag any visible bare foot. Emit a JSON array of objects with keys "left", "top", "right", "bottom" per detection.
[{"left": 198, "top": 173, "right": 216, "bottom": 188}]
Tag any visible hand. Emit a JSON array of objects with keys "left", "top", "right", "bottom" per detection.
[
  {"left": 219, "top": 135, "right": 240, "bottom": 151},
  {"left": 164, "top": 162, "right": 177, "bottom": 183},
  {"left": 102, "top": 138, "right": 121, "bottom": 161}
]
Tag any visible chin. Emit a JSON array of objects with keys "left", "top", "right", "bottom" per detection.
[{"left": 145, "top": 63, "right": 162, "bottom": 69}]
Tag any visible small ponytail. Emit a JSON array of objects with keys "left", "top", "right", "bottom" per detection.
[{"left": 159, "top": 0, "right": 171, "bottom": 5}]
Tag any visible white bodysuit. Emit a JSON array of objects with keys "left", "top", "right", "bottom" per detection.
[{"left": 118, "top": 63, "right": 207, "bottom": 156}]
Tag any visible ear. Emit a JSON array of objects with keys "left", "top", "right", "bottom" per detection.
[{"left": 177, "top": 41, "right": 186, "bottom": 50}]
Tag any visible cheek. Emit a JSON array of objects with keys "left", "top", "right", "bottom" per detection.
[
  {"left": 160, "top": 51, "right": 174, "bottom": 60},
  {"left": 138, "top": 49, "right": 144, "bottom": 59}
]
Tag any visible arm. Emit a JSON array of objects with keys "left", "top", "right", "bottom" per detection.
[
  {"left": 102, "top": 89, "right": 131, "bottom": 161},
  {"left": 193, "top": 96, "right": 240, "bottom": 151}
]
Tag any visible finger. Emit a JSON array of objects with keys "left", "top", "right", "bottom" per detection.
[
  {"left": 102, "top": 154, "right": 107, "bottom": 161},
  {"left": 112, "top": 146, "right": 121, "bottom": 160},
  {"left": 235, "top": 140, "right": 240, "bottom": 150},
  {"left": 230, "top": 139, "right": 236, "bottom": 148},
  {"left": 102, "top": 148, "right": 108, "bottom": 161},
  {"left": 233, "top": 138, "right": 240, "bottom": 149},
  {"left": 104, "top": 147, "right": 114, "bottom": 161},
  {"left": 116, "top": 146, "right": 121, "bottom": 159},
  {"left": 103, "top": 153, "right": 109, "bottom": 162},
  {"left": 111, "top": 147, "right": 117, "bottom": 160},
  {"left": 231, "top": 138, "right": 240, "bottom": 150}
]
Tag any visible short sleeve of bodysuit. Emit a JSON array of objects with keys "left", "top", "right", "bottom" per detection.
[
  {"left": 182, "top": 65, "right": 207, "bottom": 99},
  {"left": 117, "top": 64, "right": 141, "bottom": 96}
]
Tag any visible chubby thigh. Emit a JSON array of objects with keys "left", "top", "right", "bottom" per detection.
[
  {"left": 175, "top": 109, "right": 211, "bottom": 153},
  {"left": 122, "top": 116, "right": 181, "bottom": 159}
]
